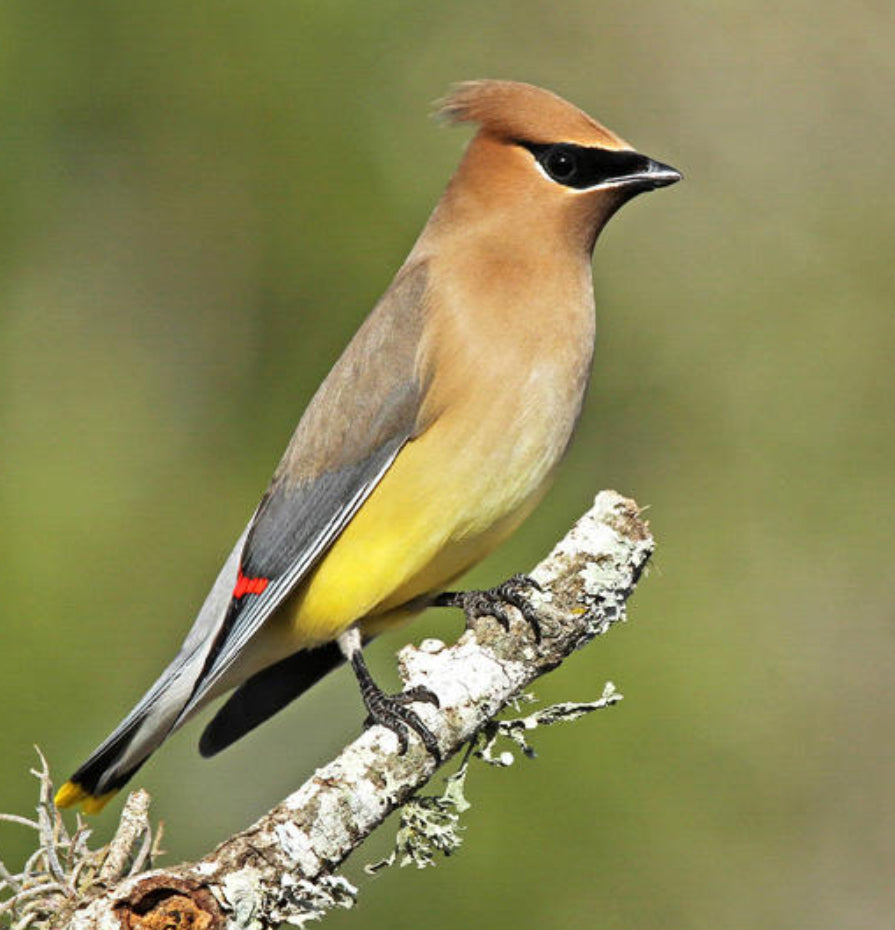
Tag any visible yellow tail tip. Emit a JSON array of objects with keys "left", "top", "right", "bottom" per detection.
[
  {"left": 54, "top": 781, "right": 118, "bottom": 814},
  {"left": 54, "top": 781, "right": 87, "bottom": 808}
]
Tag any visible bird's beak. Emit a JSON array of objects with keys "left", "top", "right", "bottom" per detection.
[
  {"left": 620, "top": 156, "right": 683, "bottom": 192},
  {"left": 640, "top": 157, "right": 683, "bottom": 189}
]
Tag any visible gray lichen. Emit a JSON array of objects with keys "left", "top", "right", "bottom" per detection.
[
  {"left": 368, "top": 683, "right": 622, "bottom": 873},
  {"left": 0, "top": 752, "right": 161, "bottom": 930},
  {"left": 265, "top": 875, "right": 356, "bottom": 929}
]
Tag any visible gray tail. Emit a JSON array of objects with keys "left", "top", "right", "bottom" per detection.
[
  {"left": 60, "top": 639, "right": 209, "bottom": 802},
  {"left": 66, "top": 713, "right": 152, "bottom": 797},
  {"left": 59, "top": 527, "right": 251, "bottom": 807}
]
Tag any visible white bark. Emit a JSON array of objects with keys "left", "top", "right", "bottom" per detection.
[{"left": 64, "top": 490, "right": 654, "bottom": 930}]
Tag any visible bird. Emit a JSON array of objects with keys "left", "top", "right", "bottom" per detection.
[{"left": 55, "top": 80, "right": 680, "bottom": 814}]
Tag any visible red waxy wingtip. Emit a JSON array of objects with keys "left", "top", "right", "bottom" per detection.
[{"left": 233, "top": 568, "right": 269, "bottom": 599}]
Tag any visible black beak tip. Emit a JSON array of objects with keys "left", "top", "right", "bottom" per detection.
[{"left": 647, "top": 158, "right": 683, "bottom": 188}]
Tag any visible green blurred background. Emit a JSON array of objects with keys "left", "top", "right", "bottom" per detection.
[{"left": 2, "top": 1, "right": 894, "bottom": 927}]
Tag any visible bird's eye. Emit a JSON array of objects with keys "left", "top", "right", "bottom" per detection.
[{"left": 542, "top": 146, "right": 579, "bottom": 183}]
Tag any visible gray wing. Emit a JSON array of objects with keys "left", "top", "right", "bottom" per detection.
[{"left": 172, "top": 260, "right": 430, "bottom": 725}]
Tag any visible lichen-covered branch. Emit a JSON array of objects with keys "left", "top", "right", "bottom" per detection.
[{"left": 40, "top": 490, "right": 653, "bottom": 930}]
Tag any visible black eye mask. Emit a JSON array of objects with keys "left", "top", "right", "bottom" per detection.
[{"left": 518, "top": 141, "right": 654, "bottom": 190}]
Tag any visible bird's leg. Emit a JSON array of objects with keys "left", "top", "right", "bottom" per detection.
[
  {"left": 435, "top": 573, "right": 544, "bottom": 641},
  {"left": 337, "top": 627, "right": 441, "bottom": 760}
]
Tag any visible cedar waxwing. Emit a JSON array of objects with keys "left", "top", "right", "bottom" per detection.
[{"left": 55, "top": 80, "right": 680, "bottom": 813}]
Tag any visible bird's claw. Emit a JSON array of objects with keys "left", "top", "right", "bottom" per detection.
[
  {"left": 362, "top": 685, "right": 441, "bottom": 761},
  {"left": 437, "top": 573, "right": 544, "bottom": 641},
  {"left": 496, "top": 574, "right": 544, "bottom": 640}
]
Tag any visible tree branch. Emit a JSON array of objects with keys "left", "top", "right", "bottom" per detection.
[{"left": 54, "top": 490, "right": 653, "bottom": 930}]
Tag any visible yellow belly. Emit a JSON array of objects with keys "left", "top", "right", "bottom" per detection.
[{"left": 271, "top": 413, "right": 554, "bottom": 649}]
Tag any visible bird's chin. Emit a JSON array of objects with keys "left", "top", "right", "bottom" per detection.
[{"left": 580, "top": 176, "right": 675, "bottom": 252}]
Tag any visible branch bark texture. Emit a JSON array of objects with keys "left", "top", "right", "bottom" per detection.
[{"left": 66, "top": 490, "right": 654, "bottom": 930}]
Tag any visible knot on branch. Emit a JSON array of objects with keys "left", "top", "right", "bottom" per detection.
[{"left": 115, "top": 877, "right": 223, "bottom": 930}]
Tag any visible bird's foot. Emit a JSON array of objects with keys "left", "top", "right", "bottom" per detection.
[
  {"left": 361, "top": 680, "right": 441, "bottom": 760},
  {"left": 436, "top": 573, "right": 544, "bottom": 641}
]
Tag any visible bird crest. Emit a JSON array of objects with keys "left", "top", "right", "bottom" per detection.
[{"left": 436, "top": 79, "right": 630, "bottom": 150}]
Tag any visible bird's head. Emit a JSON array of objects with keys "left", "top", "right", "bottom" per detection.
[{"left": 436, "top": 80, "right": 681, "bottom": 252}]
